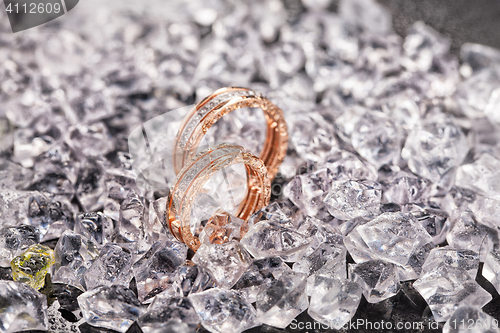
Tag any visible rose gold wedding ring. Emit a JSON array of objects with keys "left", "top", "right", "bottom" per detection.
[
  {"left": 172, "top": 87, "right": 288, "bottom": 181},
  {"left": 166, "top": 144, "right": 271, "bottom": 251}
]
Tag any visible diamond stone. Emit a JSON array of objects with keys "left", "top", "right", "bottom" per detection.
[
  {"left": 188, "top": 288, "right": 259, "bottom": 333},
  {"left": 421, "top": 246, "right": 479, "bottom": 279},
  {"left": 0, "top": 280, "right": 48, "bottom": 332},
  {"left": 255, "top": 271, "right": 309, "bottom": 329},
  {"left": 402, "top": 112, "right": 468, "bottom": 184},
  {"left": 308, "top": 277, "right": 362, "bottom": 329},
  {"left": 413, "top": 266, "right": 492, "bottom": 322},
  {"left": 232, "top": 257, "right": 292, "bottom": 303},
  {"left": 192, "top": 241, "right": 252, "bottom": 289},
  {"left": 349, "top": 260, "right": 400, "bottom": 303},
  {"left": 240, "top": 220, "right": 310, "bottom": 262},
  {"left": 52, "top": 230, "right": 100, "bottom": 290},
  {"left": 83, "top": 243, "right": 134, "bottom": 290},
  {"left": 323, "top": 180, "right": 382, "bottom": 220},
  {"left": 78, "top": 285, "right": 144, "bottom": 333}
]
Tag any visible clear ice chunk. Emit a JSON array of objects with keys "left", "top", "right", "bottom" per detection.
[
  {"left": 75, "top": 212, "right": 114, "bottom": 245},
  {"left": 446, "top": 211, "right": 499, "bottom": 256},
  {"left": 322, "top": 150, "right": 378, "bottom": 182},
  {"left": 0, "top": 280, "right": 48, "bottom": 332},
  {"left": 0, "top": 225, "right": 39, "bottom": 267},
  {"left": 132, "top": 240, "right": 188, "bottom": 302},
  {"left": 382, "top": 171, "right": 432, "bottom": 205},
  {"left": 287, "top": 111, "right": 339, "bottom": 164},
  {"left": 413, "top": 266, "right": 492, "bottom": 322},
  {"left": 443, "top": 306, "right": 500, "bottom": 333},
  {"left": 171, "top": 261, "right": 216, "bottom": 298},
  {"left": 232, "top": 257, "right": 292, "bottom": 303},
  {"left": 351, "top": 111, "right": 402, "bottom": 168},
  {"left": 356, "top": 212, "right": 433, "bottom": 270},
  {"left": 255, "top": 271, "right": 309, "bottom": 329},
  {"left": 78, "top": 285, "right": 144, "bottom": 333},
  {"left": 188, "top": 288, "right": 259, "bottom": 333},
  {"left": 456, "top": 154, "right": 500, "bottom": 201},
  {"left": 138, "top": 294, "right": 200, "bottom": 333},
  {"left": 401, "top": 203, "right": 450, "bottom": 244},
  {"left": 482, "top": 250, "right": 500, "bottom": 295},
  {"left": 83, "top": 243, "right": 134, "bottom": 290},
  {"left": 422, "top": 246, "right": 479, "bottom": 280},
  {"left": 349, "top": 260, "right": 400, "bottom": 303},
  {"left": 240, "top": 220, "right": 310, "bottom": 262},
  {"left": 52, "top": 231, "right": 101, "bottom": 290},
  {"left": 293, "top": 241, "right": 347, "bottom": 296},
  {"left": 402, "top": 112, "right": 468, "bottom": 183},
  {"left": 323, "top": 180, "right": 382, "bottom": 220},
  {"left": 192, "top": 241, "right": 252, "bottom": 289},
  {"left": 308, "top": 277, "right": 362, "bottom": 329},
  {"left": 283, "top": 169, "right": 331, "bottom": 217}
]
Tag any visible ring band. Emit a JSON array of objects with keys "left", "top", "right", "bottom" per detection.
[
  {"left": 172, "top": 87, "right": 288, "bottom": 181},
  {"left": 166, "top": 144, "right": 271, "bottom": 251}
]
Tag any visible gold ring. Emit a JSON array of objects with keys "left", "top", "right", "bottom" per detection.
[
  {"left": 172, "top": 87, "right": 288, "bottom": 181},
  {"left": 166, "top": 144, "right": 271, "bottom": 251}
]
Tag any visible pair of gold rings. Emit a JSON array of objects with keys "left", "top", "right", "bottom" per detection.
[{"left": 165, "top": 87, "right": 288, "bottom": 251}]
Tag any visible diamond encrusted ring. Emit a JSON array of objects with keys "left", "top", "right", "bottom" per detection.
[
  {"left": 172, "top": 87, "right": 288, "bottom": 181},
  {"left": 166, "top": 144, "right": 271, "bottom": 251}
]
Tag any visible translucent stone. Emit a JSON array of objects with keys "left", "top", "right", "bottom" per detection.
[
  {"left": 339, "top": 0, "right": 392, "bottom": 34},
  {"left": 27, "top": 193, "right": 75, "bottom": 241},
  {"left": 443, "top": 306, "right": 500, "bottom": 333},
  {"left": 78, "top": 285, "right": 144, "bottom": 333},
  {"left": 293, "top": 241, "right": 346, "bottom": 296},
  {"left": 190, "top": 193, "right": 221, "bottom": 239},
  {"left": 456, "top": 154, "right": 500, "bottom": 200},
  {"left": 248, "top": 201, "right": 298, "bottom": 227},
  {"left": 192, "top": 241, "right": 252, "bottom": 289},
  {"left": 104, "top": 169, "right": 143, "bottom": 222},
  {"left": 199, "top": 211, "right": 244, "bottom": 245},
  {"left": 322, "top": 150, "right": 378, "bottom": 182},
  {"left": 349, "top": 260, "right": 400, "bottom": 303},
  {"left": 75, "top": 158, "right": 107, "bottom": 212},
  {"left": 75, "top": 212, "right": 114, "bottom": 245},
  {"left": 171, "top": 261, "right": 216, "bottom": 298},
  {"left": 0, "top": 225, "right": 39, "bottom": 266},
  {"left": 401, "top": 204, "right": 450, "bottom": 245},
  {"left": 351, "top": 111, "right": 402, "bottom": 168},
  {"left": 283, "top": 169, "right": 331, "bottom": 217},
  {"left": 11, "top": 244, "right": 55, "bottom": 289},
  {"left": 461, "top": 43, "right": 500, "bottom": 75},
  {"left": 287, "top": 111, "right": 339, "bottom": 164},
  {"left": 422, "top": 246, "right": 479, "bottom": 279},
  {"left": 115, "top": 191, "right": 148, "bottom": 243},
  {"left": 356, "top": 213, "right": 433, "bottom": 271},
  {"left": 52, "top": 231, "right": 101, "bottom": 290},
  {"left": 132, "top": 240, "right": 188, "bottom": 303},
  {"left": 83, "top": 243, "right": 134, "bottom": 290},
  {"left": 446, "top": 211, "right": 499, "bottom": 256},
  {"left": 402, "top": 22, "right": 450, "bottom": 72},
  {"left": 138, "top": 294, "right": 200, "bottom": 333},
  {"left": 308, "top": 277, "right": 362, "bottom": 329},
  {"left": 482, "top": 250, "right": 500, "bottom": 294},
  {"left": 323, "top": 180, "right": 382, "bottom": 220},
  {"left": 484, "top": 88, "right": 500, "bottom": 127},
  {"left": 65, "top": 123, "right": 114, "bottom": 158},
  {"left": 260, "top": 42, "right": 305, "bottom": 88},
  {"left": 232, "top": 257, "right": 292, "bottom": 303},
  {"left": 0, "top": 159, "right": 33, "bottom": 190},
  {"left": 382, "top": 171, "right": 432, "bottom": 205},
  {"left": 402, "top": 112, "right": 468, "bottom": 183},
  {"left": 468, "top": 196, "right": 500, "bottom": 227},
  {"left": 255, "top": 271, "right": 309, "bottom": 329},
  {"left": 188, "top": 288, "right": 259, "bottom": 333},
  {"left": 413, "top": 266, "right": 492, "bottom": 322},
  {"left": 240, "top": 220, "right": 310, "bottom": 262},
  {"left": 454, "top": 67, "right": 500, "bottom": 119},
  {"left": 0, "top": 280, "right": 48, "bottom": 332}
]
